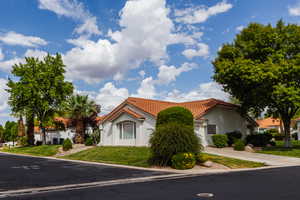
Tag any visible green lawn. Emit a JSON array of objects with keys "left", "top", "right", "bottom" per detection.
[
  {"left": 64, "top": 146, "right": 151, "bottom": 167},
  {"left": 1, "top": 145, "right": 61, "bottom": 156},
  {"left": 258, "top": 140, "right": 300, "bottom": 158},
  {"left": 203, "top": 153, "right": 265, "bottom": 168},
  {"left": 63, "top": 146, "right": 265, "bottom": 168}
]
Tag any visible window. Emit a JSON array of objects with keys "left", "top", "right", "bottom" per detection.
[
  {"left": 207, "top": 124, "right": 217, "bottom": 135},
  {"left": 118, "top": 121, "right": 136, "bottom": 139}
]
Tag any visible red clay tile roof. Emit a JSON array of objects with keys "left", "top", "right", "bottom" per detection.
[
  {"left": 256, "top": 117, "right": 281, "bottom": 129},
  {"left": 105, "top": 107, "right": 145, "bottom": 122},
  {"left": 102, "top": 97, "right": 239, "bottom": 123}
]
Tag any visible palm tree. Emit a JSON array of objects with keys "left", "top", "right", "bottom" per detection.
[{"left": 66, "top": 95, "right": 100, "bottom": 144}]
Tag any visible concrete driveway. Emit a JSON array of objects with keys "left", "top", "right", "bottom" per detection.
[{"left": 205, "top": 147, "right": 300, "bottom": 166}]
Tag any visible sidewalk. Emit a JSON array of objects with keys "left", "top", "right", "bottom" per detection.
[{"left": 204, "top": 147, "right": 300, "bottom": 166}]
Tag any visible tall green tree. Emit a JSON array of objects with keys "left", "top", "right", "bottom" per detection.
[
  {"left": 65, "top": 95, "right": 100, "bottom": 144},
  {"left": 0, "top": 125, "right": 4, "bottom": 143},
  {"left": 3, "top": 121, "right": 18, "bottom": 144},
  {"left": 213, "top": 20, "right": 300, "bottom": 147},
  {"left": 7, "top": 54, "right": 73, "bottom": 144}
]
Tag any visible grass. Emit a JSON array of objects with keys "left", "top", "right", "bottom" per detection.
[
  {"left": 64, "top": 146, "right": 151, "bottom": 167},
  {"left": 202, "top": 153, "right": 265, "bottom": 169},
  {"left": 257, "top": 140, "right": 300, "bottom": 158},
  {"left": 1, "top": 145, "right": 61, "bottom": 156},
  {"left": 63, "top": 146, "right": 265, "bottom": 169}
]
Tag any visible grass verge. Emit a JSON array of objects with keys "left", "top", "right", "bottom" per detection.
[
  {"left": 257, "top": 140, "right": 300, "bottom": 158},
  {"left": 63, "top": 146, "right": 265, "bottom": 169},
  {"left": 203, "top": 153, "right": 265, "bottom": 168},
  {"left": 1, "top": 145, "right": 61, "bottom": 156}
]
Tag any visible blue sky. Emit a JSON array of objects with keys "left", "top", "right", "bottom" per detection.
[{"left": 0, "top": 0, "right": 300, "bottom": 124}]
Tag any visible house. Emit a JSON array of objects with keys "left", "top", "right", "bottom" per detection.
[
  {"left": 34, "top": 117, "right": 103, "bottom": 144},
  {"left": 98, "top": 97, "right": 257, "bottom": 147},
  {"left": 295, "top": 118, "right": 300, "bottom": 140},
  {"left": 256, "top": 118, "right": 283, "bottom": 133},
  {"left": 34, "top": 117, "right": 74, "bottom": 144}
]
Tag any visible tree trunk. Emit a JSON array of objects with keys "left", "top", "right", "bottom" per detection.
[
  {"left": 40, "top": 123, "right": 46, "bottom": 145},
  {"left": 26, "top": 114, "right": 35, "bottom": 145},
  {"left": 18, "top": 116, "right": 25, "bottom": 137},
  {"left": 75, "top": 119, "right": 85, "bottom": 144},
  {"left": 283, "top": 118, "right": 292, "bottom": 148}
]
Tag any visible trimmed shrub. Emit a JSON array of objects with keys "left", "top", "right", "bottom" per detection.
[
  {"left": 171, "top": 152, "right": 196, "bottom": 170},
  {"left": 18, "top": 136, "right": 28, "bottom": 147},
  {"left": 245, "top": 132, "right": 272, "bottom": 147},
  {"left": 226, "top": 131, "right": 242, "bottom": 146},
  {"left": 156, "top": 106, "right": 194, "bottom": 128},
  {"left": 292, "top": 132, "right": 298, "bottom": 140},
  {"left": 234, "top": 139, "right": 245, "bottom": 151},
  {"left": 195, "top": 153, "right": 209, "bottom": 164},
  {"left": 149, "top": 122, "right": 201, "bottom": 166},
  {"left": 212, "top": 134, "right": 228, "bottom": 148},
  {"left": 85, "top": 137, "right": 94, "bottom": 146},
  {"left": 273, "top": 133, "right": 285, "bottom": 141},
  {"left": 62, "top": 138, "right": 72, "bottom": 151}
]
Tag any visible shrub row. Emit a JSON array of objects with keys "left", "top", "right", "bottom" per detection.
[{"left": 171, "top": 152, "right": 209, "bottom": 170}]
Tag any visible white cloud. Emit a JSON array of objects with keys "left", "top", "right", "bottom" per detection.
[
  {"left": 0, "top": 48, "right": 4, "bottom": 61},
  {"left": 289, "top": 2, "right": 300, "bottom": 16},
  {"left": 236, "top": 25, "right": 244, "bottom": 32},
  {"left": 38, "top": 0, "right": 100, "bottom": 36},
  {"left": 0, "top": 31, "right": 47, "bottom": 47},
  {"left": 182, "top": 43, "right": 209, "bottom": 59},
  {"left": 0, "top": 49, "right": 47, "bottom": 72},
  {"left": 64, "top": 0, "right": 187, "bottom": 83},
  {"left": 175, "top": 1, "right": 233, "bottom": 24},
  {"left": 0, "top": 78, "right": 9, "bottom": 111},
  {"left": 157, "top": 63, "right": 195, "bottom": 85},
  {"left": 164, "top": 82, "right": 229, "bottom": 102},
  {"left": 134, "top": 77, "right": 157, "bottom": 99},
  {"left": 139, "top": 70, "right": 146, "bottom": 79},
  {"left": 95, "top": 82, "right": 129, "bottom": 113}
]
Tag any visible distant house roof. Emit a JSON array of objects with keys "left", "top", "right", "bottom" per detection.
[
  {"left": 256, "top": 118, "right": 281, "bottom": 129},
  {"left": 101, "top": 97, "right": 250, "bottom": 124}
]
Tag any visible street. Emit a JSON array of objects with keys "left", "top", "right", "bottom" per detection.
[{"left": 1, "top": 153, "right": 300, "bottom": 199}]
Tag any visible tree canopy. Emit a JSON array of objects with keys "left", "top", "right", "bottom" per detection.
[
  {"left": 65, "top": 94, "right": 100, "bottom": 144},
  {"left": 7, "top": 54, "right": 73, "bottom": 144},
  {"left": 213, "top": 20, "right": 300, "bottom": 147}
]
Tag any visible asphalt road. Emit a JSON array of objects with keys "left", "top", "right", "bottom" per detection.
[
  {"left": 3, "top": 166, "right": 300, "bottom": 200},
  {"left": 2, "top": 153, "right": 300, "bottom": 200},
  {"left": 0, "top": 153, "right": 171, "bottom": 191}
]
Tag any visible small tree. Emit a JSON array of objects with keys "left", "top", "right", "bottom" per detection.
[
  {"left": 213, "top": 20, "right": 300, "bottom": 147},
  {"left": 7, "top": 54, "right": 74, "bottom": 144},
  {"left": 65, "top": 95, "right": 100, "bottom": 144}
]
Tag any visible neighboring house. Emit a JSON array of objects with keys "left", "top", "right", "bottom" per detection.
[
  {"left": 98, "top": 97, "right": 257, "bottom": 147},
  {"left": 256, "top": 118, "right": 283, "bottom": 133},
  {"left": 34, "top": 117, "right": 103, "bottom": 144},
  {"left": 295, "top": 118, "right": 300, "bottom": 140},
  {"left": 34, "top": 117, "right": 74, "bottom": 144}
]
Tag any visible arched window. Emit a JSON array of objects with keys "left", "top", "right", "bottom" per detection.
[{"left": 118, "top": 121, "right": 136, "bottom": 139}]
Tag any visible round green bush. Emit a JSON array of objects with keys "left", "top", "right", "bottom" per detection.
[
  {"left": 226, "top": 131, "right": 242, "bottom": 146},
  {"left": 85, "top": 137, "right": 94, "bottom": 146},
  {"left": 63, "top": 138, "right": 73, "bottom": 151},
  {"left": 195, "top": 153, "right": 209, "bottom": 164},
  {"left": 171, "top": 152, "right": 196, "bottom": 170},
  {"left": 234, "top": 139, "right": 245, "bottom": 151},
  {"left": 212, "top": 134, "right": 228, "bottom": 148},
  {"left": 156, "top": 106, "right": 194, "bottom": 128},
  {"left": 149, "top": 122, "right": 201, "bottom": 166}
]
